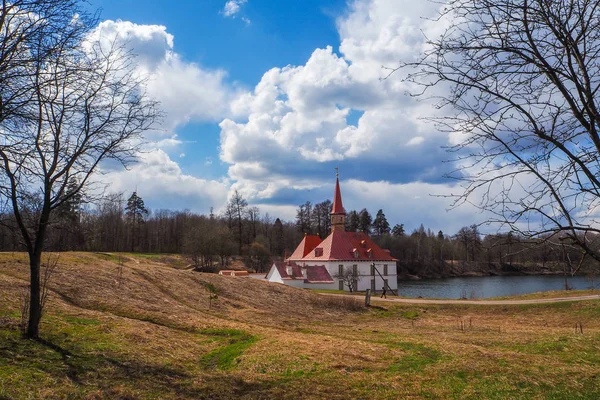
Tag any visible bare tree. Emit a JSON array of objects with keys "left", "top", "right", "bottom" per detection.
[
  {"left": 334, "top": 267, "right": 361, "bottom": 292},
  {"left": 225, "top": 190, "right": 248, "bottom": 253},
  {"left": 393, "top": 0, "right": 600, "bottom": 264},
  {"left": 0, "top": 1, "right": 158, "bottom": 338}
]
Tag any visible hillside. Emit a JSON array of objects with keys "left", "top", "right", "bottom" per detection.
[{"left": 1, "top": 252, "right": 600, "bottom": 399}]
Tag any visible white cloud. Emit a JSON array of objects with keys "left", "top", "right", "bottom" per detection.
[
  {"left": 223, "top": 0, "right": 247, "bottom": 17},
  {"left": 218, "top": 1, "right": 449, "bottom": 207},
  {"left": 342, "top": 179, "right": 481, "bottom": 233},
  {"left": 88, "top": 21, "right": 235, "bottom": 212},
  {"left": 103, "top": 150, "right": 229, "bottom": 213},
  {"left": 406, "top": 136, "right": 425, "bottom": 146},
  {"left": 92, "top": 20, "right": 234, "bottom": 134}
]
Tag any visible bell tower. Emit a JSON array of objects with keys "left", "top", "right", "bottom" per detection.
[{"left": 330, "top": 169, "right": 346, "bottom": 232}]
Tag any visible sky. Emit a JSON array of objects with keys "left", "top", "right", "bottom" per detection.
[{"left": 85, "top": 0, "right": 485, "bottom": 234}]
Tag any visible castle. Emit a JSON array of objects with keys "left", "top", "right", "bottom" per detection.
[{"left": 266, "top": 174, "right": 398, "bottom": 292}]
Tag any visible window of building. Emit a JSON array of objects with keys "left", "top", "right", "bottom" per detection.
[
  {"left": 314, "top": 248, "right": 323, "bottom": 257},
  {"left": 353, "top": 264, "right": 358, "bottom": 276},
  {"left": 383, "top": 264, "right": 388, "bottom": 276},
  {"left": 339, "top": 264, "right": 343, "bottom": 276},
  {"left": 370, "top": 264, "right": 375, "bottom": 276},
  {"left": 367, "top": 249, "right": 373, "bottom": 259}
]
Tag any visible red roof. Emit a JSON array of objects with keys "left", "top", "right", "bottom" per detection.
[
  {"left": 304, "top": 265, "right": 334, "bottom": 283},
  {"left": 288, "top": 235, "right": 322, "bottom": 261},
  {"left": 331, "top": 177, "right": 345, "bottom": 214},
  {"left": 271, "top": 261, "right": 304, "bottom": 280},
  {"left": 218, "top": 270, "right": 249, "bottom": 276},
  {"left": 299, "top": 231, "right": 397, "bottom": 262}
]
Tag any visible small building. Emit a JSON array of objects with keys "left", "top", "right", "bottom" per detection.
[
  {"left": 265, "top": 261, "right": 335, "bottom": 289},
  {"left": 266, "top": 173, "right": 398, "bottom": 292},
  {"left": 218, "top": 270, "right": 249, "bottom": 277}
]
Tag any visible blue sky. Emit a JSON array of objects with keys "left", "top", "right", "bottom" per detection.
[{"left": 88, "top": 0, "right": 485, "bottom": 234}]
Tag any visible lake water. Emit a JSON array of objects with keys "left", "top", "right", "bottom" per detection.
[{"left": 397, "top": 275, "right": 599, "bottom": 299}]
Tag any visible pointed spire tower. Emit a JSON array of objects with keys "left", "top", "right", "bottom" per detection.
[{"left": 331, "top": 169, "right": 346, "bottom": 232}]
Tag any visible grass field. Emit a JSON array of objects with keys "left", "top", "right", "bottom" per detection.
[{"left": 1, "top": 252, "right": 599, "bottom": 399}]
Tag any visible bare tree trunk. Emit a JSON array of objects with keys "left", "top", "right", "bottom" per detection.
[{"left": 27, "top": 251, "right": 41, "bottom": 338}]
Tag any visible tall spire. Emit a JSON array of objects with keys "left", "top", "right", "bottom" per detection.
[
  {"left": 331, "top": 176, "right": 345, "bottom": 214},
  {"left": 331, "top": 169, "right": 346, "bottom": 232}
]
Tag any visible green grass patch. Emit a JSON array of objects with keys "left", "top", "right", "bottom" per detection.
[
  {"left": 123, "top": 253, "right": 164, "bottom": 259},
  {"left": 388, "top": 342, "right": 443, "bottom": 373},
  {"left": 198, "top": 328, "right": 257, "bottom": 370},
  {"left": 63, "top": 316, "right": 100, "bottom": 326},
  {"left": 200, "top": 282, "right": 218, "bottom": 294},
  {"left": 399, "top": 310, "right": 420, "bottom": 320},
  {"left": 312, "top": 289, "right": 347, "bottom": 294},
  {"left": 94, "top": 252, "right": 121, "bottom": 263}
]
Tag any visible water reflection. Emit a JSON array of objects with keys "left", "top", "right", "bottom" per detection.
[{"left": 397, "top": 275, "right": 599, "bottom": 299}]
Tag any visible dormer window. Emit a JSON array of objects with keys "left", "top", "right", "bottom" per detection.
[
  {"left": 314, "top": 247, "right": 323, "bottom": 257},
  {"left": 352, "top": 248, "right": 360, "bottom": 258},
  {"left": 361, "top": 240, "right": 367, "bottom": 248},
  {"left": 367, "top": 249, "right": 373, "bottom": 258}
]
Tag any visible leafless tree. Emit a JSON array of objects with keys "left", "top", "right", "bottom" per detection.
[
  {"left": 0, "top": 1, "right": 158, "bottom": 338},
  {"left": 334, "top": 267, "right": 361, "bottom": 292},
  {"left": 391, "top": 0, "right": 600, "bottom": 265}
]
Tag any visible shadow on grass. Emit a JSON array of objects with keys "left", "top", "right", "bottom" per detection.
[{"left": 0, "top": 328, "right": 287, "bottom": 399}]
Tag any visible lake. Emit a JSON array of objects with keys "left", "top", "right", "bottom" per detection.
[{"left": 397, "top": 275, "right": 599, "bottom": 299}]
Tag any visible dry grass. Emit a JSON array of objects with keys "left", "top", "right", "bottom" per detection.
[{"left": 0, "top": 252, "right": 599, "bottom": 399}]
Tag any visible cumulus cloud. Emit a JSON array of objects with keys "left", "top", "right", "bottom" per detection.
[
  {"left": 92, "top": 20, "right": 234, "bottom": 133},
  {"left": 223, "top": 0, "right": 248, "bottom": 18},
  {"left": 218, "top": 0, "right": 451, "bottom": 206},
  {"left": 342, "top": 179, "right": 481, "bottom": 233},
  {"left": 88, "top": 20, "right": 234, "bottom": 211},
  {"left": 103, "top": 150, "right": 229, "bottom": 213}
]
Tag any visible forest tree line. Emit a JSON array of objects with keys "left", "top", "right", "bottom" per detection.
[{"left": 0, "top": 189, "right": 597, "bottom": 275}]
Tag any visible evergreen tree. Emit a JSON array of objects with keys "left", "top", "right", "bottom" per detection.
[
  {"left": 358, "top": 208, "right": 372, "bottom": 234},
  {"left": 272, "top": 218, "right": 284, "bottom": 256},
  {"left": 392, "top": 223, "right": 405, "bottom": 237},
  {"left": 126, "top": 192, "right": 149, "bottom": 252},
  {"left": 54, "top": 177, "right": 84, "bottom": 250},
  {"left": 373, "top": 209, "right": 390, "bottom": 236},
  {"left": 346, "top": 210, "right": 360, "bottom": 232}
]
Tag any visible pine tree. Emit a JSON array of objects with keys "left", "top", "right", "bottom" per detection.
[
  {"left": 272, "top": 218, "right": 284, "bottom": 256},
  {"left": 54, "top": 177, "right": 84, "bottom": 250},
  {"left": 358, "top": 208, "right": 372, "bottom": 234},
  {"left": 346, "top": 210, "right": 360, "bottom": 232},
  {"left": 392, "top": 223, "right": 405, "bottom": 237},
  {"left": 373, "top": 209, "right": 390, "bottom": 236},
  {"left": 126, "top": 192, "right": 149, "bottom": 252}
]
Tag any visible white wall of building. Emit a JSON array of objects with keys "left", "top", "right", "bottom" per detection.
[
  {"left": 301, "top": 261, "right": 398, "bottom": 292},
  {"left": 267, "top": 261, "right": 398, "bottom": 292},
  {"left": 265, "top": 266, "right": 284, "bottom": 284}
]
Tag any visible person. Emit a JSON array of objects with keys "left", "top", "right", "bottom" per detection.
[{"left": 381, "top": 286, "right": 387, "bottom": 299}]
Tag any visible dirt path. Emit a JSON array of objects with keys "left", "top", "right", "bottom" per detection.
[{"left": 321, "top": 293, "right": 600, "bottom": 305}]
